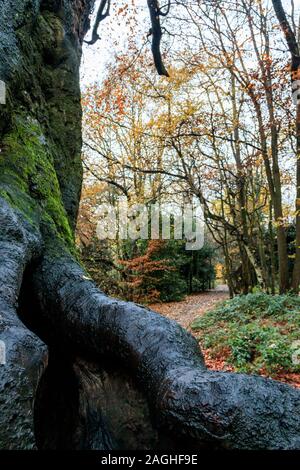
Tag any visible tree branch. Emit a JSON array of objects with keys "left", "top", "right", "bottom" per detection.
[
  {"left": 147, "top": 0, "right": 170, "bottom": 76},
  {"left": 159, "top": 0, "right": 171, "bottom": 17},
  {"left": 83, "top": 160, "right": 130, "bottom": 197},
  {"left": 84, "top": 0, "right": 111, "bottom": 45},
  {"left": 272, "top": 0, "right": 300, "bottom": 74}
]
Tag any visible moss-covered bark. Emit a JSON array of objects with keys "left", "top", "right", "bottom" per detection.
[
  {"left": 0, "top": 0, "right": 93, "bottom": 235},
  {"left": 0, "top": 0, "right": 94, "bottom": 448}
]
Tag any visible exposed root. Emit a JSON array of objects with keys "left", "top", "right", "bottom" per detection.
[
  {"left": 25, "top": 239, "right": 300, "bottom": 450},
  {"left": 0, "top": 198, "right": 47, "bottom": 449}
]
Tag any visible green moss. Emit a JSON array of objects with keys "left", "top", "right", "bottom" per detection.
[
  {"left": 0, "top": 184, "right": 39, "bottom": 228},
  {"left": 0, "top": 114, "right": 74, "bottom": 249}
]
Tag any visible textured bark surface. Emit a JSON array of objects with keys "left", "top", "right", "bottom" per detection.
[
  {"left": 0, "top": 200, "right": 47, "bottom": 449},
  {"left": 0, "top": 0, "right": 93, "bottom": 448},
  {"left": 1, "top": 0, "right": 300, "bottom": 451},
  {"left": 26, "top": 245, "right": 300, "bottom": 449}
]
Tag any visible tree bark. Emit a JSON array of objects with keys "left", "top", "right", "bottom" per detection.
[
  {"left": 271, "top": 0, "right": 300, "bottom": 292},
  {"left": 1, "top": 0, "right": 300, "bottom": 450},
  {"left": 292, "top": 92, "right": 300, "bottom": 291}
]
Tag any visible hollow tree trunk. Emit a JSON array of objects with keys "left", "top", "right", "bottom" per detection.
[{"left": 1, "top": 0, "right": 300, "bottom": 450}]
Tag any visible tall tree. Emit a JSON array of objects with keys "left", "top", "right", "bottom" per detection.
[{"left": 271, "top": 0, "right": 300, "bottom": 291}]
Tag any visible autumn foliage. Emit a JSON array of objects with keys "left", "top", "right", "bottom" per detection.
[{"left": 118, "top": 240, "right": 174, "bottom": 302}]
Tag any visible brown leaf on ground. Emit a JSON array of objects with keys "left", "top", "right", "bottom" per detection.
[{"left": 150, "top": 286, "right": 300, "bottom": 389}]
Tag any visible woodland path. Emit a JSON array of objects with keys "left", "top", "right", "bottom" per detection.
[
  {"left": 149, "top": 285, "right": 229, "bottom": 331},
  {"left": 150, "top": 286, "right": 300, "bottom": 388}
]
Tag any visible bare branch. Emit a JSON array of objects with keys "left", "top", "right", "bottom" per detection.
[
  {"left": 271, "top": 0, "right": 300, "bottom": 74},
  {"left": 84, "top": 0, "right": 111, "bottom": 45},
  {"left": 82, "top": 160, "right": 130, "bottom": 197},
  {"left": 159, "top": 0, "right": 171, "bottom": 17},
  {"left": 147, "top": 0, "right": 170, "bottom": 76}
]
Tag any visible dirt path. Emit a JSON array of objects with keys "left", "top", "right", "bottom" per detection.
[
  {"left": 149, "top": 285, "right": 229, "bottom": 331},
  {"left": 149, "top": 285, "right": 233, "bottom": 374},
  {"left": 150, "top": 285, "right": 300, "bottom": 388}
]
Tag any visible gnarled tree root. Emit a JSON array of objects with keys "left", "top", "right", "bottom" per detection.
[
  {"left": 25, "top": 242, "right": 300, "bottom": 450},
  {"left": 1, "top": 199, "right": 300, "bottom": 449},
  {"left": 0, "top": 200, "right": 47, "bottom": 449}
]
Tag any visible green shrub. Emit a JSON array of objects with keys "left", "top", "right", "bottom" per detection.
[
  {"left": 191, "top": 293, "right": 300, "bottom": 375},
  {"left": 158, "top": 273, "right": 187, "bottom": 302}
]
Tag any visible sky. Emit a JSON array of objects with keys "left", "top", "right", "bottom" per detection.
[
  {"left": 80, "top": 0, "right": 299, "bottom": 87},
  {"left": 80, "top": 0, "right": 300, "bottom": 211},
  {"left": 80, "top": 0, "right": 149, "bottom": 86}
]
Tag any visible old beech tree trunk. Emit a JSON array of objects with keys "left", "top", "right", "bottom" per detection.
[{"left": 1, "top": 0, "right": 300, "bottom": 450}]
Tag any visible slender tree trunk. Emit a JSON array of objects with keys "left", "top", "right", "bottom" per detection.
[
  {"left": 248, "top": 0, "right": 290, "bottom": 293},
  {"left": 268, "top": 204, "right": 277, "bottom": 294},
  {"left": 292, "top": 96, "right": 300, "bottom": 292},
  {"left": 251, "top": 96, "right": 289, "bottom": 293},
  {"left": 271, "top": 0, "right": 300, "bottom": 292},
  {"left": 223, "top": 245, "right": 234, "bottom": 298},
  {"left": 257, "top": 225, "right": 270, "bottom": 292},
  {"left": 231, "top": 73, "right": 252, "bottom": 292}
]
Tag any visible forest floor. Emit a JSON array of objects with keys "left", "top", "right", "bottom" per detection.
[
  {"left": 149, "top": 284, "right": 230, "bottom": 330},
  {"left": 149, "top": 286, "right": 300, "bottom": 389}
]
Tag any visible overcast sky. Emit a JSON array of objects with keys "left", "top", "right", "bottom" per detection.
[
  {"left": 80, "top": 0, "right": 299, "bottom": 88},
  {"left": 80, "top": 0, "right": 148, "bottom": 86}
]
